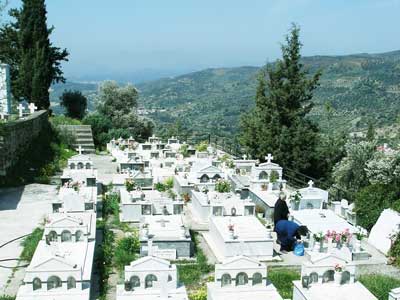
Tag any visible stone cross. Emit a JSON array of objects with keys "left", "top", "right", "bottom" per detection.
[
  {"left": 242, "top": 154, "right": 247, "bottom": 160},
  {"left": 76, "top": 145, "right": 84, "bottom": 155},
  {"left": 28, "top": 102, "right": 37, "bottom": 114},
  {"left": 308, "top": 180, "right": 314, "bottom": 188},
  {"left": 17, "top": 103, "right": 25, "bottom": 118},
  {"left": 265, "top": 153, "right": 273, "bottom": 163},
  {"left": 156, "top": 218, "right": 170, "bottom": 228}
]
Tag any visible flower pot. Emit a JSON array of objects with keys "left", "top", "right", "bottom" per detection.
[
  {"left": 334, "top": 272, "right": 342, "bottom": 285},
  {"left": 229, "top": 230, "right": 235, "bottom": 239},
  {"left": 313, "top": 242, "right": 320, "bottom": 252}
]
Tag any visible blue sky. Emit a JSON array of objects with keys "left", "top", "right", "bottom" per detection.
[{"left": 3, "top": 0, "right": 400, "bottom": 81}]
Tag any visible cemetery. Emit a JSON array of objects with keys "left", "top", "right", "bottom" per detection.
[{"left": 2, "top": 130, "right": 400, "bottom": 300}]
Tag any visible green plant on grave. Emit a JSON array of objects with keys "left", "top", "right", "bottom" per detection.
[
  {"left": 215, "top": 179, "right": 231, "bottom": 193},
  {"left": 188, "top": 285, "right": 207, "bottom": 300},
  {"left": 125, "top": 178, "right": 136, "bottom": 192},
  {"left": 179, "top": 144, "right": 190, "bottom": 158},
  {"left": 154, "top": 182, "right": 166, "bottom": 192},
  {"left": 389, "top": 232, "right": 400, "bottom": 267},
  {"left": 164, "top": 177, "right": 174, "bottom": 189},
  {"left": 168, "top": 189, "right": 177, "bottom": 200}
]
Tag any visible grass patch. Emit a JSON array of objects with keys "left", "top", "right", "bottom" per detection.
[
  {"left": 0, "top": 295, "right": 16, "bottom": 300},
  {"left": 268, "top": 267, "right": 300, "bottom": 299},
  {"left": 359, "top": 274, "right": 400, "bottom": 300},
  {"left": 114, "top": 235, "right": 140, "bottom": 271},
  {"left": 177, "top": 232, "right": 213, "bottom": 287},
  {"left": 20, "top": 227, "right": 44, "bottom": 262}
]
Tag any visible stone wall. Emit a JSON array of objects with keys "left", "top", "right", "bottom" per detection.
[{"left": 0, "top": 110, "right": 48, "bottom": 176}]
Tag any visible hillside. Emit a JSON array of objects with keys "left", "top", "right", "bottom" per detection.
[
  {"left": 50, "top": 50, "right": 400, "bottom": 138},
  {"left": 136, "top": 50, "right": 400, "bottom": 137}
]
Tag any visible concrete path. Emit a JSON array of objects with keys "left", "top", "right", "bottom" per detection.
[{"left": 0, "top": 184, "right": 56, "bottom": 293}]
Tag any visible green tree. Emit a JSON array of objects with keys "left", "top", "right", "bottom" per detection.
[
  {"left": 366, "top": 121, "right": 375, "bottom": 141},
  {"left": 60, "top": 90, "right": 87, "bottom": 120},
  {"left": 82, "top": 113, "right": 112, "bottom": 147},
  {"left": 0, "top": 0, "right": 68, "bottom": 109},
  {"left": 240, "top": 24, "right": 322, "bottom": 176}
]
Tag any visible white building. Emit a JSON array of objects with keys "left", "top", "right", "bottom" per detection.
[
  {"left": 116, "top": 256, "right": 188, "bottom": 300},
  {"left": 290, "top": 181, "right": 329, "bottom": 210},
  {"left": 204, "top": 216, "right": 274, "bottom": 262},
  {"left": 207, "top": 256, "right": 283, "bottom": 300},
  {"left": 292, "top": 252, "right": 377, "bottom": 300}
]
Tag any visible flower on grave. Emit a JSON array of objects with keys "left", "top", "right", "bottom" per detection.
[
  {"left": 340, "top": 229, "right": 352, "bottom": 244},
  {"left": 228, "top": 224, "right": 234, "bottom": 232},
  {"left": 334, "top": 264, "right": 343, "bottom": 273},
  {"left": 289, "top": 191, "right": 302, "bottom": 204}
]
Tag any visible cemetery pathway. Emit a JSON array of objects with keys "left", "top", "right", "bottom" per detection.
[{"left": 0, "top": 184, "right": 56, "bottom": 294}]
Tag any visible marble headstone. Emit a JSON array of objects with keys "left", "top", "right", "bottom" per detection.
[
  {"left": 0, "top": 64, "right": 11, "bottom": 115},
  {"left": 368, "top": 209, "right": 400, "bottom": 255}
]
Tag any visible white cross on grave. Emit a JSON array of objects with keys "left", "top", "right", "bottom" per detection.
[
  {"left": 156, "top": 218, "right": 170, "bottom": 228},
  {"left": 242, "top": 154, "right": 247, "bottom": 160},
  {"left": 265, "top": 153, "right": 274, "bottom": 163},
  {"left": 17, "top": 103, "right": 25, "bottom": 118},
  {"left": 28, "top": 103, "right": 37, "bottom": 114},
  {"left": 0, "top": 112, "right": 6, "bottom": 120},
  {"left": 308, "top": 180, "right": 314, "bottom": 188},
  {"left": 76, "top": 145, "right": 84, "bottom": 155}
]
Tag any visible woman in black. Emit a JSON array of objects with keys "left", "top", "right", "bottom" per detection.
[{"left": 274, "top": 192, "right": 289, "bottom": 226}]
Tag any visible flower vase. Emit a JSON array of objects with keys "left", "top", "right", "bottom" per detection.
[
  {"left": 354, "top": 239, "right": 362, "bottom": 252},
  {"left": 229, "top": 230, "right": 235, "bottom": 239},
  {"left": 327, "top": 238, "right": 333, "bottom": 253},
  {"left": 313, "top": 242, "right": 320, "bottom": 252},
  {"left": 334, "top": 271, "right": 342, "bottom": 285}
]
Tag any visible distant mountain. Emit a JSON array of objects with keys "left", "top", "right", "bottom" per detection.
[{"left": 136, "top": 50, "right": 400, "bottom": 136}]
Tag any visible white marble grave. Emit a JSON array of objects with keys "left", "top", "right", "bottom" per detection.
[
  {"left": 120, "top": 189, "right": 184, "bottom": 222},
  {"left": 368, "top": 209, "right": 400, "bottom": 255},
  {"left": 207, "top": 256, "right": 283, "bottom": 300},
  {"left": 139, "top": 215, "right": 192, "bottom": 259},
  {"left": 204, "top": 216, "right": 274, "bottom": 262},
  {"left": 292, "top": 252, "right": 376, "bottom": 300},
  {"left": 291, "top": 181, "right": 329, "bottom": 210},
  {"left": 190, "top": 190, "right": 255, "bottom": 225},
  {"left": 116, "top": 256, "right": 188, "bottom": 300}
]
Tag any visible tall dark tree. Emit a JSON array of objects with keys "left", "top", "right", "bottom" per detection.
[
  {"left": 60, "top": 90, "right": 88, "bottom": 120},
  {"left": 0, "top": 0, "right": 68, "bottom": 109},
  {"left": 240, "top": 24, "right": 322, "bottom": 176}
]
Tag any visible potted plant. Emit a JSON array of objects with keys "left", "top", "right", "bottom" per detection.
[
  {"left": 313, "top": 232, "right": 324, "bottom": 252},
  {"left": 340, "top": 229, "right": 352, "bottom": 248},
  {"left": 215, "top": 179, "right": 231, "bottom": 193},
  {"left": 354, "top": 227, "right": 366, "bottom": 252},
  {"left": 289, "top": 191, "right": 302, "bottom": 211},
  {"left": 255, "top": 205, "right": 265, "bottom": 219},
  {"left": 261, "top": 183, "right": 268, "bottom": 191},
  {"left": 334, "top": 264, "right": 343, "bottom": 285}
]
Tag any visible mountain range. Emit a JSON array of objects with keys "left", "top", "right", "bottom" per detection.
[{"left": 51, "top": 50, "right": 400, "bottom": 138}]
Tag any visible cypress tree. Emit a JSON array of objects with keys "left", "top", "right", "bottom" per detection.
[
  {"left": 240, "top": 24, "right": 322, "bottom": 175},
  {"left": 1, "top": 0, "right": 68, "bottom": 109}
]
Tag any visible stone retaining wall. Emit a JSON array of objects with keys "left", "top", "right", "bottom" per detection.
[{"left": 0, "top": 110, "right": 48, "bottom": 176}]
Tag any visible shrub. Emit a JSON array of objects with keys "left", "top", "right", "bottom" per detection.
[
  {"left": 188, "top": 285, "right": 207, "bottom": 300},
  {"left": 154, "top": 182, "right": 166, "bottom": 192},
  {"left": 196, "top": 141, "right": 208, "bottom": 152},
  {"left": 389, "top": 232, "right": 400, "bottom": 267},
  {"left": 179, "top": 144, "right": 190, "bottom": 158},
  {"left": 268, "top": 267, "right": 300, "bottom": 299},
  {"left": 215, "top": 179, "right": 231, "bottom": 193},
  {"left": 0, "top": 296, "right": 16, "bottom": 300},
  {"left": 354, "top": 184, "right": 398, "bottom": 230},
  {"left": 103, "top": 192, "right": 120, "bottom": 218},
  {"left": 164, "top": 177, "right": 174, "bottom": 190},
  {"left": 114, "top": 235, "right": 140, "bottom": 271},
  {"left": 125, "top": 179, "right": 136, "bottom": 192},
  {"left": 20, "top": 228, "right": 44, "bottom": 262},
  {"left": 359, "top": 274, "right": 400, "bottom": 300}
]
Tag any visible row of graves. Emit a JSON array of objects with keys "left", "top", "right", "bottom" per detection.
[
  {"left": 15, "top": 149, "right": 98, "bottom": 300},
  {"left": 106, "top": 136, "right": 400, "bottom": 300}
]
